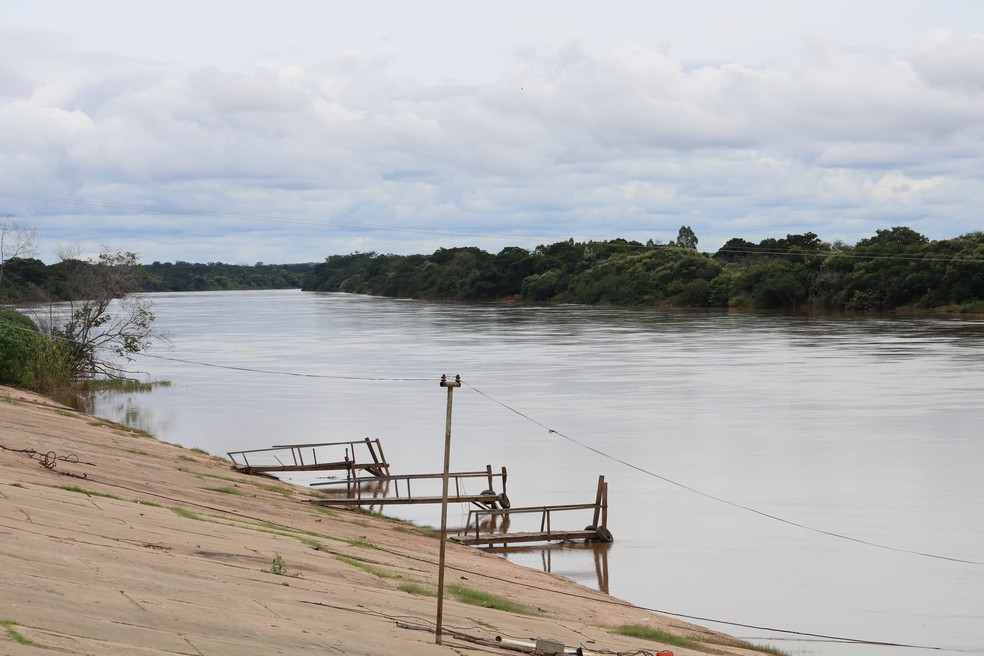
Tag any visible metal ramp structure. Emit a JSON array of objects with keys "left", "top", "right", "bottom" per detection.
[
  {"left": 227, "top": 438, "right": 389, "bottom": 477},
  {"left": 450, "top": 475, "right": 611, "bottom": 546},
  {"left": 308, "top": 465, "right": 508, "bottom": 509}
]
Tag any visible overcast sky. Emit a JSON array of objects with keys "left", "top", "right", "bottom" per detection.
[{"left": 2, "top": 1, "right": 983, "bottom": 264}]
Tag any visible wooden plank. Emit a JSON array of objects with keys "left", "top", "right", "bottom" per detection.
[
  {"left": 310, "top": 469, "right": 501, "bottom": 486},
  {"left": 310, "top": 493, "right": 498, "bottom": 507},
  {"left": 450, "top": 530, "right": 597, "bottom": 546},
  {"left": 237, "top": 461, "right": 388, "bottom": 474}
]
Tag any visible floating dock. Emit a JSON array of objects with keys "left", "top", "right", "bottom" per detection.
[
  {"left": 227, "top": 438, "right": 390, "bottom": 477},
  {"left": 450, "top": 475, "right": 611, "bottom": 546}
]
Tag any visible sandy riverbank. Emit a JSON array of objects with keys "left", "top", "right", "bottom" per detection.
[{"left": 0, "top": 385, "right": 771, "bottom": 656}]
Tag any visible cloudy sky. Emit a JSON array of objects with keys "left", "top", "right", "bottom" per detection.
[{"left": 2, "top": 1, "right": 983, "bottom": 264}]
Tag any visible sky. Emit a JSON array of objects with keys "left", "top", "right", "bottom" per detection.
[{"left": 2, "top": 1, "right": 983, "bottom": 264}]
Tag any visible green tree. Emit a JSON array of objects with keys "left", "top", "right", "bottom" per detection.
[
  {"left": 0, "top": 218, "right": 38, "bottom": 300},
  {"left": 0, "top": 308, "right": 40, "bottom": 386},
  {"left": 676, "top": 226, "right": 699, "bottom": 250},
  {"left": 40, "top": 250, "right": 162, "bottom": 381}
]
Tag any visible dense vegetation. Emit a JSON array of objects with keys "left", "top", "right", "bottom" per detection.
[
  {"left": 0, "top": 259, "right": 313, "bottom": 302},
  {"left": 301, "top": 227, "right": 984, "bottom": 312},
  {"left": 141, "top": 261, "right": 314, "bottom": 292},
  {"left": 0, "top": 256, "right": 316, "bottom": 394}
]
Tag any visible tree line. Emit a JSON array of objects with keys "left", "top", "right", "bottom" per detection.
[
  {"left": 0, "top": 222, "right": 312, "bottom": 396},
  {"left": 0, "top": 258, "right": 313, "bottom": 302},
  {"left": 301, "top": 226, "right": 984, "bottom": 312},
  {"left": 4, "top": 220, "right": 984, "bottom": 398}
]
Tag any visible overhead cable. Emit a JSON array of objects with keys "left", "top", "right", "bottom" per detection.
[{"left": 462, "top": 381, "right": 984, "bottom": 567}]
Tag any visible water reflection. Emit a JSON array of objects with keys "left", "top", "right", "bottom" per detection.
[{"left": 484, "top": 541, "right": 611, "bottom": 594}]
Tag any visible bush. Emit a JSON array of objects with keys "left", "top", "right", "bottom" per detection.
[{"left": 0, "top": 308, "right": 40, "bottom": 386}]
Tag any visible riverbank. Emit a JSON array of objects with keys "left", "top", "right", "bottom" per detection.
[{"left": 0, "top": 385, "right": 776, "bottom": 656}]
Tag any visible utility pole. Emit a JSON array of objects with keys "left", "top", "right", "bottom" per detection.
[{"left": 435, "top": 373, "right": 460, "bottom": 645}]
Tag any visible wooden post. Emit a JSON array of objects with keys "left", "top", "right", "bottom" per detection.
[
  {"left": 592, "top": 475, "right": 604, "bottom": 528},
  {"left": 601, "top": 479, "right": 609, "bottom": 531},
  {"left": 436, "top": 374, "right": 461, "bottom": 645},
  {"left": 374, "top": 438, "right": 390, "bottom": 476}
]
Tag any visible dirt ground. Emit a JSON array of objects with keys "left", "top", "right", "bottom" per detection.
[{"left": 0, "top": 385, "right": 767, "bottom": 656}]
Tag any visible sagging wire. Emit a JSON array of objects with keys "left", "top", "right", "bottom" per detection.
[
  {"left": 132, "top": 351, "right": 432, "bottom": 382},
  {"left": 0, "top": 317, "right": 431, "bottom": 382},
  {"left": 8, "top": 307, "right": 979, "bottom": 566},
  {"left": 462, "top": 381, "right": 984, "bottom": 567},
  {"left": 5, "top": 445, "right": 973, "bottom": 654}
]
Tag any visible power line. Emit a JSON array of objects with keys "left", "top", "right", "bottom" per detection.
[
  {"left": 55, "top": 471, "right": 973, "bottom": 653},
  {"left": 5, "top": 313, "right": 982, "bottom": 565},
  {"left": 462, "top": 381, "right": 984, "bottom": 567},
  {"left": 134, "top": 351, "right": 431, "bottom": 382}
]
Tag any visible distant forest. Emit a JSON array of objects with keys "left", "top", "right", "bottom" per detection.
[
  {"left": 0, "top": 259, "right": 314, "bottom": 302},
  {"left": 301, "top": 226, "right": 984, "bottom": 311},
  {"left": 4, "top": 226, "right": 984, "bottom": 312}
]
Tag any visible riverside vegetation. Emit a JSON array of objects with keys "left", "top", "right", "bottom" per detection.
[
  {"left": 301, "top": 226, "right": 984, "bottom": 312},
  {"left": 3, "top": 224, "right": 983, "bottom": 397},
  {"left": 4, "top": 226, "right": 983, "bottom": 312}
]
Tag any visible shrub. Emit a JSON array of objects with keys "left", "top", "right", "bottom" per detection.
[{"left": 0, "top": 308, "right": 40, "bottom": 386}]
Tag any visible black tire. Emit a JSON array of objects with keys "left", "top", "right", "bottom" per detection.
[
  {"left": 594, "top": 526, "right": 614, "bottom": 543},
  {"left": 584, "top": 525, "right": 596, "bottom": 531},
  {"left": 481, "top": 489, "right": 498, "bottom": 508},
  {"left": 496, "top": 493, "right": 511, "bottom": 509}
]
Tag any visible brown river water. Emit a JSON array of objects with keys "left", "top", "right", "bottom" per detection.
[{"left": 88, "top": 289, "right": 984, "bottom": 656}]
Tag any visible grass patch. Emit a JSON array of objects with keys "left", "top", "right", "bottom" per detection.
[
  {"left": 9, "top": 482, "right": 24, "bottom": 488},
  {"left": 170, "top": 506, "right": 203, "bottom": 521},
  {"left": 263, "top": 553, "right": 300, "bottom": 577},
  {"left": 0, "top": 619, "right": 36, "bottom": 646},
  {"left": 446, "top": 584, "right": 537, "bottom": 615},
  {"left": 245, "top": 480, "right": 292, "bottom": 495},
  {"left": 90, "top": 378, "right": 171, "bottom": 393},
  {"left": 85, "top": 417, "right": 155, "bottom": 438},
  {"left": 335, "top": 555, "right": 400, "bottom": 579},
  {"left": 343, "top": 537, "right": 376, "bottom": 550},
  {"left": 205, "top": 486, "right": 245, "bottom": 496},
  {"left": 177, "top": 455, "right": 197, "bottom": 462},
  {"left": 313, "top": 505, "right": 338, "bottom": 518},
  {"left": 133, "top": 499, "right": 163, "bottom": 508},
  {"left": 50, "top": 485, "right": 122, "bottom": 500},
  {"left": 727, "top": 640, "right": 790, "bottom": 656},
  {"left": 613, "top": 625, "right": 710, "bottom": 652},
  {"left": 124, "top": 448, "right": 152, "bottom": 456},
  {"left": 395, "top": 582, "right": 536, "bottom": 614},
  {"left": 393, "top": 525, "right": 441, "bottom": 539},
  {"left": 398, "top": 582, "right": 437, "bottom": 597},
  {"left": 298, "top": 537, "right": 329, "bottom": 552},
  {"left": 191, "top": 447, "right": 210, "bottom": 455}
]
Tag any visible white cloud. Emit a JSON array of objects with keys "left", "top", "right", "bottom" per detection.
[{"left": 2, "top": 5, "right": 984, "bottom": 263}]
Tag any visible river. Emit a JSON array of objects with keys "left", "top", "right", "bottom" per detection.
[{"left": 88, "top": 289, "right": 984, "bottom": 656}]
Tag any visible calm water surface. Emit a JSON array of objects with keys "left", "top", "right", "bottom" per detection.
[{"left": 90, "top": 290, "right": 984, "bottom": 656}]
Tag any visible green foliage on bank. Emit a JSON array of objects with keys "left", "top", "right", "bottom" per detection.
[
  {"left": 0, "top": 259, "right": 314, "bottom": 302},
  {"left": 141, "top": 261, "right": 315, "bottom": 292},
  {"left": 0, "top": 307, "right": 39, "bottom": 386},
  {"left": 301, "top": 227, "right": 984, "bottom": 311}
]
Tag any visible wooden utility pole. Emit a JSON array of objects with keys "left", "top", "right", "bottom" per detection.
[{"left": 435, "top": 373, "right": 460, "bottom": 645}]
